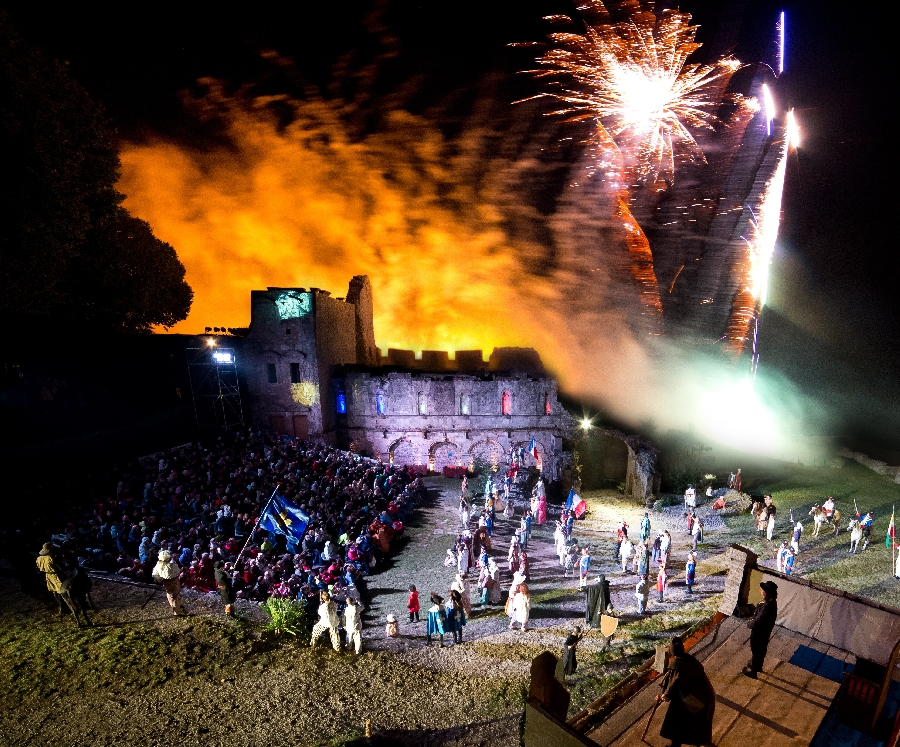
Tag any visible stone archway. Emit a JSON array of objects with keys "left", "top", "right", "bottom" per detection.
[
  {"left": 390, "top": 438, "right": 420, "bottom": 467},
  {"left": 469, "top": 439, "right": 504, "bottom": 469},
  {"left": 430, "top": 441, "right": 460, "bottom": 473}
]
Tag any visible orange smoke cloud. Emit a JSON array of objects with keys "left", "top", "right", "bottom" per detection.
[
  {"left": 121, "top": 89, "right": 535, "bottom": 352},
  {"left": 119, "top": 82, "right": 669, "bottom": 425}
]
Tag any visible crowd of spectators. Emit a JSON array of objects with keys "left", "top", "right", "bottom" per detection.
[{"left": 32, "top": 429, "right": 426, "bottom": 612}]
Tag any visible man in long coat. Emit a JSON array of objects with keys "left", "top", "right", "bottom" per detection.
[
  {"left": 743, "top": 580, "right": 778, "bottom": 678},
  {"left": 561, "top": 625, "right": 584, "bottom": 679},
  {"left": 658, "top": 636, "right": 715, "bottom": 746}
]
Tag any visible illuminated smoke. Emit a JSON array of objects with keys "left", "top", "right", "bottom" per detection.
[{"left": 117, "top": 41, "right": 816, "bottom": 458}]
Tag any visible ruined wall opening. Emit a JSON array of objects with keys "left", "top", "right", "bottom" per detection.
[
  {"left": 430, "top": 441, "right": 460, "bottom": 472},
  {"left": 389, "top": 438, "right": 419, "bottom": 467}
]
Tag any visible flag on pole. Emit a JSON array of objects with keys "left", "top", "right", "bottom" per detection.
[
  {"left": 566, "top": 488, "right": 575, "bottom": 510},
  {"left": 258, "top": 493, "right": 310, "bottom": 552},
  {"left": 572, "top": 493, "right": 587, "bottom": 518},
  {"left": 888, "top": 508, "right": 896, "bottom": 548},
  {"left": 529, "top": 437, "right": 539, "bottom": 460}
]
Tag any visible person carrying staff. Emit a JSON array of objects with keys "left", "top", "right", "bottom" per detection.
[{"left": 657, "top": 636, "right": 716, "bottom": 747}]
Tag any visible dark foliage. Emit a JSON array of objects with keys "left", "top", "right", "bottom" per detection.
[{"left": 0, "top": 15, "right": 191, "bottom": 329}]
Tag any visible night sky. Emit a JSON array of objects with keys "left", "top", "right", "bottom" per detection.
[{"left": 2, "top": 1, "right": 895, "bottom": 448}]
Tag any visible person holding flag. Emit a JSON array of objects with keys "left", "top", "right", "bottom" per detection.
[{"left": 253, "top": 491, "right": 310, "bottom": 555}]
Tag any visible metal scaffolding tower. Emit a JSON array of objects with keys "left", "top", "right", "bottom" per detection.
[{"left": 186, "top": 346, "right": 244, "bottom": 431}]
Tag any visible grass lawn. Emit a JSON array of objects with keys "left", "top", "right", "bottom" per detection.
[{"left": 723, "top": 460, "right": 900, "bottom": 607}]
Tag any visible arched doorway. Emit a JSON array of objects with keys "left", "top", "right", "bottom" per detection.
[
  {"left": 469, "top": 439, "right": 504, "bottom": 470},
  {"left": 430, "top": 441, "right": 460, "bottom": 472},
  {"left": 390, "top": 438, "right": 420, "bottom": 467}
]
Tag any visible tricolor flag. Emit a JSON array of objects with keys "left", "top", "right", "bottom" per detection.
[
  {"left": 572, "top": 493, "right": 587, "bottom": 518},
  {"left": 887, "top": 509, "right": 896, "bottom": 548},
  {"left": 258, "top": 493, "right": 310, "bottom": 553},
  {"left": 529, "top": 437, "right": 539, "bottom": 460}
]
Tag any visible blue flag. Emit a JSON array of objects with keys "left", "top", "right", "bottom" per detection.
[
  {"left": 566, "top": 488, "right": 575, "bottom": 510},
  {"left": 258, "top": 493, "right": 310, "bottom": 552}
]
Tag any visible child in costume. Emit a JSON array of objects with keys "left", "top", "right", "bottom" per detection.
[
  {"left": 407, "top": 585, "right": 420, "bottom": 622},
  {"left": 685, "top": 552, "right": 696, "bottom": 595},
  {"left": 636, "top": 574, "right": 650, "bottom": 614},
  {"left": 426, "top": 592, "right": 446, "bottom": 646},
  {"left": 385, "top": 613, "right": 399, "bottom": 638}
]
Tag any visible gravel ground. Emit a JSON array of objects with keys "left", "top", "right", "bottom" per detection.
[{"left": 0, "top": 479, "right": 730, "bottom": 747}]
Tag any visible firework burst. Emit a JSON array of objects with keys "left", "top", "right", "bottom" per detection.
[{"left": 519, "top": 1, "right": 741, "bottom": 183}]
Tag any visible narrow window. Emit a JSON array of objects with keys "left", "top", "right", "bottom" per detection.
[
  {"left": 501, "top": 390, "right": 512, "bottom": 416},
  {"left": 460, "top": 393, "right": 470, "bottom": 416},
  {"left": 544, "top": 391, "right": 552, "bottom": 415},
  {"left": 375, "top": 390, "right": 386, "bottom": 415},
  {"left": 336, "top": 391, "right": 347, "bottom": 414},
  {"left": 417, "top": 392, "right": 427, "bottom": 415},
  {"left": 290, "top": 362, "right": 301, "bottom": 384},
  {"left": 267, "top": 363, "right": 277, "bottom": 384}
]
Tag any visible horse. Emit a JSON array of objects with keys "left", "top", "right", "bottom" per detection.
[
  {"left": 848, "top": 519, "right": 863, "bottom": 553},
  {"left": 809, "top": 505, "right": 842, "bottom": 537}
]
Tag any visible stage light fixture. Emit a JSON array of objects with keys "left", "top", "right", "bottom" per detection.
[{"left": 213, "top": 351, "right": 233, "bottom": 364}]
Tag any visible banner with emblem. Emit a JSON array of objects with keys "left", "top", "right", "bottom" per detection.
[{"left": 258, "top": 493, "right": 310, "bottom": 552}]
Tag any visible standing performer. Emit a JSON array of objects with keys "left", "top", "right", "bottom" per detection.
[
  {"left": 152, "top": 549, "right": 186, "bottom": 617},
  {"left": 685, "top": 552, "right": 696, "bottom": 595},
  {"left": 764, "top": 495, "right": 777, "bottom": 541},
  {"left": 344, "top": 597, "right": 363, "bottom": 654},
  {"left": 561, "top": 625, "right": 584, "bottom": 679},
  {"left": 636, "top": 574, "right": 650, "bottom": 614},
  {"left": 790, "top": 521, "right": 802, "bottom": 554},
  {"left": 407, "top": 584, "right": 420, "bottom": 622},
  {"left": 426, "top": 592, "right": 447, "bottom": 647},
  {"left": 579, "top": 547, "right": 592, "bottom": 588},
  {"left": 657, "top": 636, "right": 716, "bottom": 747},
  {"left": 310, "top": 590, "right": 342, "bottom": 651},
  {"left": 214, "top": 560, "right": 236, "bottom": 616},
  {"left": 656, "top": 563, "right": 667, "bottom": 602},
  {"left": 36, "top": 543, "right": 90, "bottom": 627},
  {"left": 743, "top": 580, "right": 778, "bottom": 678},
  {"left": 640, "top": 512, "right": 651, "bottom": 543}
]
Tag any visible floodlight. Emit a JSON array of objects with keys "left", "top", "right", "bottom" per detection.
[
  {"left": 213, "top": 351, "right": 233, "bottom": 364},
  {"left": 581, "top": 418, "right": 592, "bottom": 431},
  {"left": 207, "top": 337, "right": 217, "bottom": 347}
]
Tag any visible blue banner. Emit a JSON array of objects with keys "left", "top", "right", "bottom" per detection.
[{"left": 258, "top": 493, "right": 310, "bottom": 552}]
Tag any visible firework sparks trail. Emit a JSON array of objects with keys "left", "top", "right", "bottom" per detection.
[
  {"left": 518, "top": 0, "right": 742, "bottom": 183},
  {"left": 778, "top": 11, "right": 786, "bottom": 76},
  {"left": 727, "top": 116, "right": 790, "bottom": 356}
]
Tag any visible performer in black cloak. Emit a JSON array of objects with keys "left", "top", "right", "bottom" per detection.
[
  {"left": 562, "top": 625, "right": 584, "bottom": 678},
  {"left": 584, "top": 574, "right": 611, "bottom": 627},
  {"left": 658, "top": 636, "right": 715, "bottom": 746}
]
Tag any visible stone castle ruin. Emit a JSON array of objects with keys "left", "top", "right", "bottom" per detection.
[{"left": 241, "top": 275, "right": 577, "bottom": 479}]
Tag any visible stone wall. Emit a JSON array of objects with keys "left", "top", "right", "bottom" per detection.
[
  {"left": 839, "top": 447, "right": 900, "bottom": 484},
  {"left": 340, "top": 370, "right": 574, "bottom": 478},
  {"left": 241, "top": 275, "right": 572, "bottom": 470},
  {"left": 600, "top": 429, "right": 661, "bottom": 506}
]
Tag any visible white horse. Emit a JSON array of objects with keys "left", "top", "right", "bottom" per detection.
[
  {"left": 848, "top": 519, "right": 863, "bottom": 553},
  {"left": 809, "top": 505, "right": 842, "bottom": 537}
]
